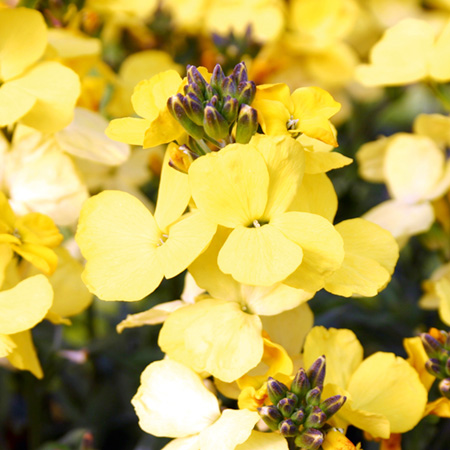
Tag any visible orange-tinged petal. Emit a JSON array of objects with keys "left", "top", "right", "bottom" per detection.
[
  {"left": 76, "top": 190, "right": 164, "bottom": 301},
  {"left": 132, "top": 359, "right": 220, "bottom": 438},
  {"left": 0, "top": 275, "right": 52, "bottom": 335},
  {"left": 189, "top": 146, "right": 269, "bottom": 228},
  {"left": 199, "top": 409, "right": 260, "bottom": 450},
  {"left": 0, "top": 8, "right": 47, "bottom": 81},
  {"left": 159, "top": 298, "right": 264, "bottom": 382},
  {"left": 324, "top": 218, "right": 399, "bottom": 297},
  {"left": 218, "top": 225, "right": 303, "bottom": 286}
]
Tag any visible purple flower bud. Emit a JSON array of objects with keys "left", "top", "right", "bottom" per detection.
[
  {"left": 232, "top": 62, "right": 248, "bottom": 84},
  {"left": 425, "top": 358, "right": 443, "bottom": 378},
  {"left": 277, "top": 397, "right": 296, "bottom": 418},
  {"left": 167, "top": 94, "right": 204, "bottom": 140},
  {"left": 291, "top": 368, "right": 310, "bottom": 398},
  {"left": 421, "top": 333, "right": 443, "bottom": 357},
  {"left": 291, "top": 408, "right": 305, "bottom": 425},
  {"left": 258, "top": 405, "right": 283, "bottom": 431},
  {"left": 307, "top": 355, "right": 326, "bottom": 388},
  {"left": 439, "top": 378, "right": 450, "bottom": 399},
  {"left": 235, "top": 105, "right": 258, "bottom": 144},
  {"left": 279, "top": 419, "right": 298, "bottom": 437},
  {"left": 304, "top": 406, "right": 327, "bottom": 429},
  {"left": 295, "top": 428, "right": 324, "bottom": 450},
  {"left": 203, "top": 104, "right": 229, "bottom": 140},
  {"left": 305, "top": 386, "right": 322, "bottom": 406},
  {"left": 237, "top": 81, "right": 256, "bottom": 105},
  {"left": 210, "top": 64, "right": 225, "bottom": 93},
  {"left": 319, "top": 395, "right": 347, "bottom": 418},
  {"left": 267, "top": 377, "right": 288, "bottom": 404},
  {"left": 183, "top": 93, "right": 204, "bottom": 126}
]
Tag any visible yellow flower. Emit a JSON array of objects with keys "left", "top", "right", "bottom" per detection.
[
  {"left": 356, "top": 18, "right": 450, "bottom": 86},
  {"left": 76, "top": 149, "right": 216, "bottom": 301},
  {"left": 0, "top": 192, "right": 63, "bottom": 275},
  {"left": 358, "top": 115, "right": 450, "bottom": 246},
  {"left": 106, "top": 70, "right": 185, "bottom": 147},
  {"left": 132, "top": 359, "right": 288, "bottom": 450},
  {"left": 189, "top": 134, "right": 345, "bottom": 287},
  {"left": 0, "top": 8, "right": 80, "bottom": 132},
  {"left": 252, "top": 83, "right": 341, "bottom": 146},
  {"left": 303, "top": 327, "right": 428, "bottom": 439},
  {"left": 0, "top": 275, "right": 53, "bottom": 378}
]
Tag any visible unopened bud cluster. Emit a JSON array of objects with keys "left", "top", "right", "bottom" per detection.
[
  {"left": 167, "top": 62, "right": 258, "bottom": 171},
  {"left": 258, "top": 356, "right": 346, "bottom": 450},
  {"left": 421, "top": 330, "right": 450, "bottom": 399}
]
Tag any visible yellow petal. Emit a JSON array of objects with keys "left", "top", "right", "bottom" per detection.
[
  {"left": 159, "top": 299, "right": 264, "bottom": 382},
  {"left": 304, "top": 150, "right": 352, "bottom": 174},
  {"left": 436, "top": 277, "right": 450, "bottom": 326},
  {"left": 288, "top": 173, "right": 338, "bottom": 223},
  {"left": 384, "top": 134, "right": 444, "bottom": 203},
  {"left": 291, "top": 87, "right": 341, "bottom": 146},
  {"left": 154, "top": 146, "right": 191, "bottom": 230},
  {"left": 413, "top": 113, "right": 450, "bottom": 148},
  {"left": 162, "top": 436, "right": 200, "bottom": 450},
  {"left": 261, "top": 303, "right": 314, "bottom": 357},
  {"left": 218, "top": 225, "right": 303, "bottom": 286},
  {"left": 13, "top": 243, "right": 58, "bottom": 275},
  {"left": 0, "top": 8, "right": 47, "bottom": 81},
  {"left": 9, "top": 62, "right": 81, "bottom": 133},
  {"left": 356, "top": 137, "right": 391, "bottom": 183},
  {"left": 143, "top": 110, "right": 185, "bottom": 148},
  {"left": 106, "top": 117, "right": 151, "bottom": 146},
  {"left": 403, "top": 336, "right": 435, "bottom": 391},
  {"left": 430, "top": 19, "right": 450, "bottom": 82},
  {"left": 324, "top": 218, "right": 399, "bottom": 297},
  {"left": 0, "top": 81, "right": 36, "bottom": 127},
  {"left": 347, "top": 352, "right": 427, "bottom": 434},
  {"left": 6, "top": 330, "right": 43, "bottom": 378},
  {"left": 16, "top": 212, "right": 63, "bottom": 247},
  {"left": 425, "top": 398, "right": 450, "bottom": 418},
  {"left": 76, "top": 190, "right": 164, "bottom": 301},
  {"left": 322, "top": 430, "right": 358, "bottom": 450},
  {"left": 235, "top": 430, "right": 289, "bottom": 450},
  {"left": 55, "top": 108, "right": 130, "bottom": 166},
  {"left": 189, "top": 146, "right": 269, "bottom": 228},
  {"left": 363, "top": 200, "right": 434, "bottom": 245},
  {"left": 304, "top": 326, "right": 363, "bottom": 388},
  {"left": 157, "top": 211, "right": 217, "bottom": 279},
  {"left": 355, "top": 19, "right": 433, "bottom": 86},
  {"left": 0, "top": 244, "right": 13, "bottom": 286},
  {"left": 199, "top": 409, "right": 260, "bottom": 450},
  {"left": 117, "top": 300, "right": 185, "bottom": 333},
  {"left": 131, "top": 359, "right": 220, "bottom": 437},
  {"left": 0, "top": 275, "right": 52, "bottom": 335},
  {"left": 250, "top": 134, "right": 305, "bottom": 218},
  {"left": 273, "top": 212, "right": 344, "bottom": 291},
  {"left": 131, "top": 70, "right": 183, "bottom": 120},
  {"left": 252, "top": 98, "right": 291, "bottom": 136}
]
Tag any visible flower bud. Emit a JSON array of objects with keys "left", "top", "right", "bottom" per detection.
[
  {"left": 291, "top": 408, "right": 305, "bottom": 425},
  {"left": 167, "top": 94, "right": 204, "bottom": 140},
  {"left": 305, "top": 386, "right": 322, "bottom": 406},
  {"left": 279, "top": 419, "right": 298, "bottom": 437},
  {"left": 439, "top": 378, "right": 450, "bottom": 399},
  {"left": 295, "top": 428, "right": 324, "bottom": 450},
  {"left": 184, "top": 81, "right": 204, "bottom": 101},
  {"left": 425, "top": 358, "right": 443, "bottom": 378},
  {"left": 258, "top": 405, "right": 283, "bottom": 431},
  {"left": 187, "top": 65, "right": 207, "bottom": 93},
  {"left": 235, "top": 105, "right": 258, "bottom": 144},
  {"left": 222, "top": 96, "right": 239, "bottom": 123},
  {"left": 168, "top": 144, "right": 198, "bottom": 173},
  {"left": 222, "top": 76, "right": 237, "bottom": 97},
  {"left": 232, "top": 62, "right": 248, "bottom": 84},
  {"left": 210, "top": 64, "right": 225, "bottom": 93},
  {"left": 183, "top": 93, "right": 204, "bottom": 126},
  {"left": 267, "top": 377, "right": 288, "bottom": 404},
  {"left": 205, "top": 84, "right": 216, "bottom": 101},
  {"left": 291, "top": 368, "right": 311, "bottom": 398},
  {"left": 277, "top": 397, "right": 296, "bottom": 418},
  {"left": 304, "top": 406, "right": 327, "bottom": 429},
  {"left": 286, "top": 391, "right": 299, "bottom": 406},
  {"left": 421, "top": 333, "right": 443, "bottom": 358},
  {"left": 307, "top": 356, "right": 326, "bottom": 388},
  {"left": 237, "top": 81, "right": 256, "bottom": 105},
  {"left": 319, "top": 395, "right": 347, "bottom": 418},
  {"left": 203, "top": 104, "right": 229, "bottom": 140}
]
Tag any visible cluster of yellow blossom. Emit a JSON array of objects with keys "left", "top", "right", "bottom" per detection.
[{"left": 3, "top": 1, "right": 450, "bottom": 449}]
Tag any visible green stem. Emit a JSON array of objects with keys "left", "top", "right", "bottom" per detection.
[{"left": 427, "top": 81, "right": 450, "bottom": 112}]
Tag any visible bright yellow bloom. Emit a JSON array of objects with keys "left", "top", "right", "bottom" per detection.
[
  {"left": 189, "top": 134, "right": 345, "bottom": 287},
  {"left": 303, "top": 327, "right": 427, "bottom": 439},
  {"left": 0, "top": 192, "right": 63, "bottom": 275},
  {"left": 76, "top": 150, "right": 216, "bottom": 301},
  {"left": 356, "top": 18, "right": 450, "bottom": 86},
  {"left": 420, "top": 265, "right": 450, "bottom": 326},
  {"left": 0, "top": 275, "right": 53, "bottom": 378},
  {"left": 0, "top": 8, "right": 80, "bottom": 132},
  {"left": 106, "top": 70, "right": 185, "bottom": 147},
  {"left": 132, "top": 359, "right": 288, "bottom": 450},
  {"left": 253, "top": 83, "right": 341, "bottom": 146}
]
